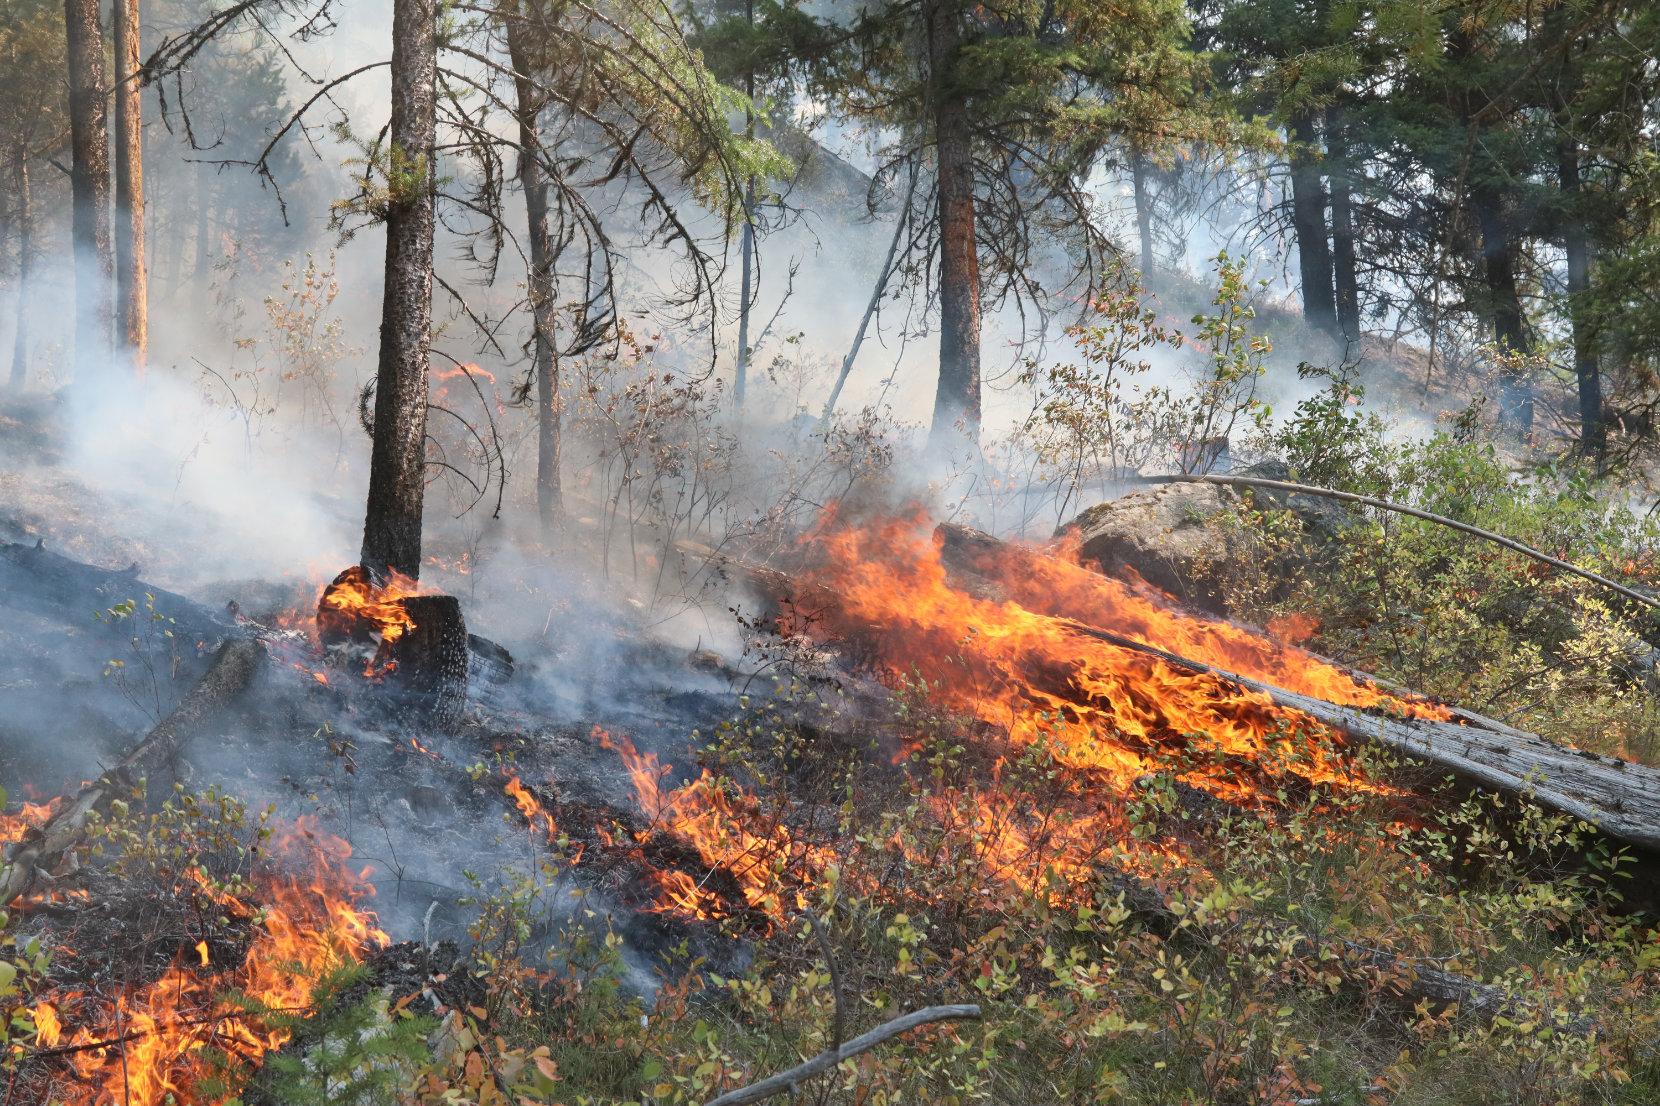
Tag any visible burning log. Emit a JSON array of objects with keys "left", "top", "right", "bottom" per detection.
[
  {"left": 0, "top": 637, "right": 263, "bottom": 907},
  {"left": 933, "top": 522, "right": 1660, "bottom": 856},
  {"left": 317, "top": 566, "right": 471, "bottom": 728}
]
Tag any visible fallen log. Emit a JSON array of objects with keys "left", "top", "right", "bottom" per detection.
[
  {"left": 0, "top": 540, "right": 514, "bottom": 693},
  {"left": 0, "top": 637, "right": 263, "bottom": 906},
  {"left": 935, "top": 523, "right": 1660, "bottom": 856}
]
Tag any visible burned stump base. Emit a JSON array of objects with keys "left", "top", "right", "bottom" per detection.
[{"left": 387, "top": 594, "right": 469, "bottom": 730}]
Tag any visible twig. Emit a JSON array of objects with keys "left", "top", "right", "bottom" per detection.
[
  {"left": 700, "top": 1004, "right": 981, "bottom": 1106},
  {"left": 1133, "top": 474, "right": 1660, "bottom": 614},
  {"left": 801, "top": 910, "right": 843, "bottom": 1052}
]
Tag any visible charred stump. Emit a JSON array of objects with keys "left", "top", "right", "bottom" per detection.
[{"left": 388, "top": 593, "right": 468, "bottom": 729}]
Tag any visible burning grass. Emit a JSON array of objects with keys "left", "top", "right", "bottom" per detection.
[{"left": 8, "top": 798, "right": 387, "bottom": 1106}]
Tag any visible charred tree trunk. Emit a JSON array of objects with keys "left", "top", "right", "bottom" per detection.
[
  {"left": 361, "top": 0, "right": 438, "bottom": 580},
  {"left": 63, "top": 0, "right": 113, "bottom": 380},
  {"left": 1325, "top": 107, "right": 1360, "bottom": 342},
  {"left": 1558, "top": 134, "right": 1602, "bottom": 457},
  {"left": 1130, "top": 142, "right": 1155, "bottom": 277},
  {"left": 927, "top": 0, "right": 982, "bottom": 448},
  {"left": 504, "top": 8, "right": 562, "bottom": 530},
  {"left": 113, "top": 0, "right": 147, "bottom": 373},
  {"left": 1288, "top": 111, "right": 1337, "bottom": 337},
  {"left": 9, "top": 155, "right": 31, "bottom": 388},
  {"left": 1473, "top": 185, "right": 1533, "bottom": 437}
]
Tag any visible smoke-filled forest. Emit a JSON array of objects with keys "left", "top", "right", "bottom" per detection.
[{"left": 3, "top": 0, "right": 1660, "bottom": 1103}]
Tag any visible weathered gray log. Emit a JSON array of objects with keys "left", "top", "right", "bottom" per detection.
[
  {"left": 0, "top": 637, "right": 263, "bottom": 906},
  {"left": 936, "top": 523, "right": 1660, "bottom": 856}
]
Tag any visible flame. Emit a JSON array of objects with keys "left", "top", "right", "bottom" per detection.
[
  {"left": 505, "top": 775, "right": 557, "bottom": 837},
  {"left": 0, "top": 798, "right": 61, "bottom": 845},
  {"left": 433, "top": 363, "right": 496, "bottom": 384},
  {"left": 600, "top": 730, "right": 828, "bottom": 923},
  {"left": 48, "top": 819, "right": 388, "bottom": 1105},
  {"left": 317, "top": 564, "right": 421, "bottom": 647},
  {"left": 788, "top": 514, "right": 1440, "bottom": 806}
]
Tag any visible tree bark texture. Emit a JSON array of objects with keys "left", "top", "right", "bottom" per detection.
[
  {"left": 1131, "top": 143, "right": 1154, "bottom": 277},
  {"left": 504, "top": 5, "right": 563, "bottom": 529},
  {"left": 1288, "top": 111, "right": 1337, "bottom": 337},
  {"left": 113, "top": 0, "right": 147, "bottom": 373},
  {"left": 361, "top": 0, "right": 438, "bottom": 580},
  {"left": 1558, "top": 135, "right": 1602, "bottom": 456},
  {"left": 927, "top": 0, "right": 982, "bottom": 447},
  {"left": 63, "top": 0, "right": 114, "bottom": 380},
  {"left": 1325, "top": 107, "right": 1360, "bottom": 341},
  {"left": 1473, "top": 185, "right": 1533, "bottom": 437}
]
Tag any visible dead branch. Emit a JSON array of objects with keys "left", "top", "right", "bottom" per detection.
[
  {"left": 700, "top": 1004, "right": 982, "bottom": 1106},
  {"left": 0, "top": 638, "right": 263, "bottom": 907}
]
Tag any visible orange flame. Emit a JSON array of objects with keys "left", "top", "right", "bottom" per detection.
[
  {"left": 48, "top": 819, "right": 388, "bottom": 1105},
  {"left": 317, "top": 565, "right": 421, "bottom": 647},
  {"left": 788, "top": 514, "right": 1438, "bottom": 806},
  {"left": 601, "top": 730, "right": 828, "bottom": 924},
  {"left": 505, "top": 775, "right": 558, "bottom": 837},
  {"left": 0, "top": 798, "right": 61, "bottom": 845},
  {"left": 433, "top": 363, "right": 496, "bottom": 384}
]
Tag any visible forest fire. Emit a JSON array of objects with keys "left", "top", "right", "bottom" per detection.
[
  {"left": 788, "top": 514, "right": 1440, "bottom": 806},
  {"left": 601, "top": 730, "right": 828, "bottom": 924},
  {"left": 34, "top": 821, "right": 387, "bottom": 1106},
  {"left": 316, "top": 564, "right": 422, "bottom": 648}
]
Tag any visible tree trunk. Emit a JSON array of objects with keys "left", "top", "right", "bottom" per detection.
[
  {"left": 1473, "top": 185, "right": 1533, "bottom": 437},
  {"left": 1130, "top": 142, "right": 1154, "bottom": 277},
  {"left": 1558, "top": 135, "right": 1602, "bottom": 457},
  {"left": 1325, "top": 107, "right": 1360, "bottom": 342},
  {"left": 735, "top": 178, "right": 755, "bottom": 410},
  {"left": 9, "top": 156, "right": 31, "bottom": 389},
  {"left": 927, "top": 0, "right": 982, "bottom": 447},
  {"left": 194, "top": 158, "right": 212, "bottom": 279},
  {"left": 734, "top": 0, "right": 757, "bottom": 413},
  {"left": 113, "top": 0, "right": 147, "bottom": 374},
  {"left": 63, "top": 0, "right": 114, "bottom": 380},
  {"left": 1288, "top": 111, "right": 1337, "bottom": 337},
  {"left": 504, "top": 5, "right": 562, "bottom": 530},
  {"left": 360, "top": 0, "right": 438, "bottom": 580}
]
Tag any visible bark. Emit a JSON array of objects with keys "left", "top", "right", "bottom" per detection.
[
  {"left": 63, "top": 0, "right": 114, "bottom": 380},
  {"left": 927, "top": 0, "right": 982, "bottom": 447},
  {"left": 1558, "top": 135, "right": 1602, "bottom": 457},
  {"left": 361, "top": 0, "right": 438, "bottom": 580},
  {"left": 0, "top": 638, "right": 262, "bottom": 908},
  {"left": 1288, "top": 111, "right": 1337, "bottom": 337},
  {"left": 1473, "top": 184, "right": 1533, "bottom": 436},
  {"left": 1325, "top": 107, "right": 1360, "bottom": 341},
  {"left": 9, "top": 155, "right": 31, "bottom": 388},
  {"left": 504, "top": 5, "right": 562, "bottom": 529},
  {"left": 1130, "top": 142, "right": 1154, "bottom": 277},
  {"left": 113, "top": 0, "right": 147, "bottom": 373}
]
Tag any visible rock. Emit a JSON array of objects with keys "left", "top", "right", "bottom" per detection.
[
  {"left": 1058, "top": 479, "right": 1246, "bottom": 612},
  {"left": 1057, "top": 461, "right": 1358, "bottom": 615}
]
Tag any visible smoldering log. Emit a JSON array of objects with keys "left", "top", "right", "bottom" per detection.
[
  {"left": 934, "top": 523, "right": 1660, "bottom": 857},
  {"left": 0, "top": 637, "right": 263, "bottom": 907},
  {"left": 385, "top": 593, "right": 469, "bottom": 729},
  {"left": 1, "top": 541, "right": 514, "bottom": 691}
]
